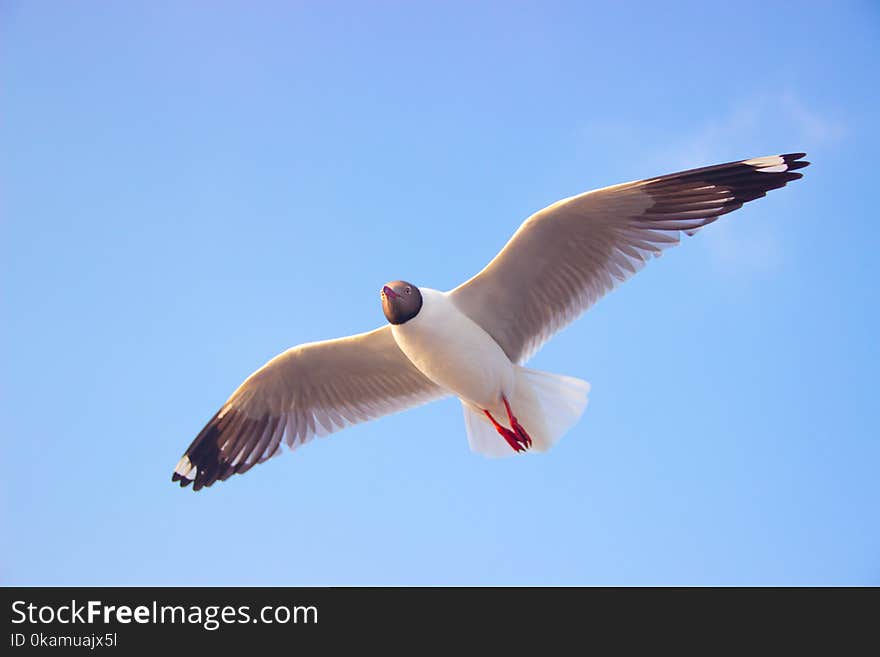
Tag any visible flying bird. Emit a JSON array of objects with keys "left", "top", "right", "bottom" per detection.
[{"left": 173, "top": 153, "right": 809, "bottom": 490}]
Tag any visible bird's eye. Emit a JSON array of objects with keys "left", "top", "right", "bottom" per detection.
[{"left": 405, "top": 287, "right": 411, "bottom": 294}]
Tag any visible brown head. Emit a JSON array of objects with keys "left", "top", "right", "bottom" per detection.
[{"left": 381, "top": 280, "right": 422, "bottom": 325}]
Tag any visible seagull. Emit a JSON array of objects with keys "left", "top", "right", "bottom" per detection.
[{"left": 173, "top": 153, "right": 809, "bottom": 490}]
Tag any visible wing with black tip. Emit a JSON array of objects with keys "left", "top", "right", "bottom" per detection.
[
  {"left": 450, "top": 153, "right": 809, "bottom": 363},
  {"left": 173, "top": 326, "right": 445, "bottom": 490}
]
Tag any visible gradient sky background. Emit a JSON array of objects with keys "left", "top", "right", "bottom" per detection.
[{"left": 2, "top": 2, "right": 878, "bottom": 585}]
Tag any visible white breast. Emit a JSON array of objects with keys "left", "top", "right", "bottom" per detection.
[{"left": 390, "top": 288, "right": 514, "bottom": 409}]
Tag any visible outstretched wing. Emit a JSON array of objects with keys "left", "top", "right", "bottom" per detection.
[
  {"left": 450, "top": 153, "right": 809, "bottom": 363},
  {"left": 173, "top": 326, "right": 445, "bottom": 490}
]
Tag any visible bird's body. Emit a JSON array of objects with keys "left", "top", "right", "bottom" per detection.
[
  {"left": 390, "top": 288, "right": 514, "bottom": 412},
  {"left": 173, "top": 152, "right": 810, "bottom": 490},
  {"left": 389, "top": 287, "right": 588, "bottom": 455}
]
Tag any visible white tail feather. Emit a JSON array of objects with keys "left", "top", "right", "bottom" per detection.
[{"left": 462, "top": 366, "right": 590, "bottom": 457}]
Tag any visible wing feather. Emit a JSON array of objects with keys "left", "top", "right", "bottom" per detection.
[
  {"left": 450, "top": 153, "right": 809, "bottom": 363},
  {"left": 172, "top": 325, "right": 445, "bottom": 490}
]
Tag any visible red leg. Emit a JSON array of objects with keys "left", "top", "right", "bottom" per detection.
[
  {"left": 502, "top": 396, "right": 533, "bottom": 449},
  {"left": 483, "top": 395, "right": 533, "bottom": 452},
  {"left": 483, "top": 410, "right": 528, "bottom": 453}
]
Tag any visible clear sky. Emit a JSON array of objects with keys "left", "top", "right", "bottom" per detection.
[{"left": 2, "top": 2, "right": 878, "bottom": 586}]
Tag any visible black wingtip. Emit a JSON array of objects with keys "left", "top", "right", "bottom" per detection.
[
  {"left": 171, "top": 407, "right": 273, "bottom": 492},
  {"left": 171, "top": 468, "right": 194, "bottom": 488},
  {"left": 171, "top": 471, "right": 193, "bottom": 488}
]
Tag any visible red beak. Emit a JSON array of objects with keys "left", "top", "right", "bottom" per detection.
[{"left": 383, "top": 285, "right": 400, "bottom": 299}]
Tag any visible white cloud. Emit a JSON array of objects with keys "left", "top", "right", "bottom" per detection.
[
  {"left": 702, "top": 213, "right": 785, "bottom": 279},
  {"left": 779, "top": 92, "right": 846, "bottom": 146},
  {"left": 578, "top": 92, "right": 845, "bottom": 279}
]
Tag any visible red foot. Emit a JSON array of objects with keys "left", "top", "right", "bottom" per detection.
[
  {"left": 503, "top": 396, "right": 533, "bottom": 449},
  {"left": 483, "top": 395, "right": 533, "bottom": 452}
]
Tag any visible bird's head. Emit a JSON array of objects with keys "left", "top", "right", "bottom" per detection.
[{"left": 381, "top": 280, "right": 422, "bottom": 325}]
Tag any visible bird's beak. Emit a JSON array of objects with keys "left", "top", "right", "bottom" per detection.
[{"left": 383, "top": 285, "right": 400, "bottom": 299}]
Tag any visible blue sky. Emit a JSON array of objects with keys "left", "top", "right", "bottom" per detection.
[{"left": 2, "top": 1, "right": 877, "bottom": 585}]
